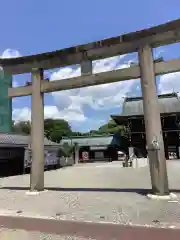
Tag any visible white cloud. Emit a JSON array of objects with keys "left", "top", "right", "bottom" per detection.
[
  {"left": 13, "top": 108, "right": 31, "bottom": 122},
  {"left": 0, "top": 49, "right": 21, "bottom": 58},
  {"left": 158, "top": 72, "right": 180, "bottom": 94},
  {"left": 48, "top": 51, "right": 180, "bottom": 128},
  {"left": 43, "top": 105, "right": 86, "bottom": 122},
  {"left": 12, "top": 54, "right": 138, "bottom": 127},
  {"left": 0, "top": 48, "right": 21, "bottom": 85},
  {"left": 12, "top": 80, "right": 19, "bottom": 87},
  {"left": 153, "top": 48, "right": 164, "bottom": 59},
  {"left": 50, "top": 55, "right": 138, "bottom": 116},
  {"left": 12, "top": 105, "right": 86, "bottom": 123}
]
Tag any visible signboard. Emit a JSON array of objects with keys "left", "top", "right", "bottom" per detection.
[
  {"left": 82, "top": 151, "right": 89, "bottom": 161},
  {"left": 24, "top": 149, "right": 58, "bottom": 168},
  {"left": 44, "top": 150, "right": 57, "bottom": 166},
  {"left": 90, "top": 146, "right": 107, "bottom": 150},
  {"left": 0, "top": 71, "right": 12, "bottom": 133}
]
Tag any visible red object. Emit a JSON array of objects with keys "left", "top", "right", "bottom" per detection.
[{"left": 82, "top": 151, "right": 89, "bottom": 161}]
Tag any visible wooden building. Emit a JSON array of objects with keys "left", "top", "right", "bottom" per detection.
[
  {"left": 60, "top": 134, "right": 126, "bottom": 162},
  {"left": 112, "top": 93, "right": 180, "bottom": 159},
  {"left": 0, "top": 133, "right": 59, "bottom": 177}
]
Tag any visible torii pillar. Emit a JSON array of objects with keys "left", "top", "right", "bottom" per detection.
[
  {"left": 30, "top": 68, "right": 44, "bottom": 192},
  {"left": 138, "top": 45, "right": 169, "bottom": 196}
]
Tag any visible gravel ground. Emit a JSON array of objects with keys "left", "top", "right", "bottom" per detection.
[{"left": 0, "top": 160, "right": 179, "bottom": 239}]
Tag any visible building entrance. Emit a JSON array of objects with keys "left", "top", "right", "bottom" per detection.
[{"left": 0, "top": 147, "right": 24, "bottom": 177}]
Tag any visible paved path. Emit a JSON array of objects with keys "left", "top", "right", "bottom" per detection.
[
  {"left": 0, "top": 160, "right": 179, "bottom": 239},
  {"left": 0, "top": 215, "right": 180, "bottom": 240},
  {"left": 74, "top": 161, "right": 123, "bottom": 168}
]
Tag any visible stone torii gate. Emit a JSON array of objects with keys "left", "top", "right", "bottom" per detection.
[{"left": 2, "top": 19, "right": 180, "bottom": 196}]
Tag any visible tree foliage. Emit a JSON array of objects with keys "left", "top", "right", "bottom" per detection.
[
  {"left": 13, "top": 121, "right": 31, "bottom": 135},
  {"left": 12, "top": 118, "right": 127, "bottom": 141},
  {"left": 58, "top": 142, "right": 78, "bottom": 158},
  {"left": 13, "top": 119, "right": 73, "bottom": 143},
  {"left": 44, "top": 119, "right": 72, "bottom": 142},
  {"left": 83, "top": 119, "right": 129, "bottom": 137},
  {"left": 98, "top": 119, "right": 124, "bottom": 134},
  {"left": 12, "top": 118, "right": 129, "bottom": 157}
]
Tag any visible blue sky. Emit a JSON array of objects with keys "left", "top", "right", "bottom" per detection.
[{"left": 1, "top": 0, "right": 180, "bottom": 132}]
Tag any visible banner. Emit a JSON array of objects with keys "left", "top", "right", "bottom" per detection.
[
  {"left": 82, "top": 151, "right": 89, "bottom": 161},
  {"left": 44, "top": 150, "right": 58, "bottom": 166},
  {"left": 24, "top": 149, "right": 58, "bottom": 168}
]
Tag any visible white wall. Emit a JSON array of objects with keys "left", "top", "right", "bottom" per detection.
[{"left": 132, "top": 158, "right": 148, "bottom": 168}]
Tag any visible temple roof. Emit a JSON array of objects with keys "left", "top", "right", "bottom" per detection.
[
  {"left": 122, "top": 93, "right": 180, "bottom": 117},
  {"left": 0, "top": 133, "right": 58, "bottom": 147},
  {"left": 111, "top": 93, "right": 180, "bottom": 125},
  {"left": 60, "top": 134, "right": 121, "bottom": 147}
]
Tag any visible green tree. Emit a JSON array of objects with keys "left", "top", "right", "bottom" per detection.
[
  {"left": 13, "top": 121, "right": 31, "bottom": 135},
  {"left": 60, "top": 143, "right": 74, "bottom": 157},
  {"left": 13, "top": 118, "right": 73, "bottom": 142},
  {"left": 96, "top": 119, "right": 126, "bottom": 135},
  {"left": 44, "top": 119, "right": 72, "bottom": 142},
  {"left": 12, "top": 118, "right": 128, "bottom": 145}
]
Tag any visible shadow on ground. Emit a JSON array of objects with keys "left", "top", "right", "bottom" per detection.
[{"left": 1, "top": 186, "right": 180, "bottom": 196}]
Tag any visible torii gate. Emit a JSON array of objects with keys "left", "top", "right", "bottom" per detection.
[{"left": 2, "top": 19, "right": 180, "bottom": 196}]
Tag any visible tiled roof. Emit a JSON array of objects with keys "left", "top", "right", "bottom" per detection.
[
  {"left": 122, "top": 93, "right": 180, "bottom": 116},
  {"left": 0, "top": 133, "right": 58, "bottom": 146},
  {"left": 60, "top": 134, "right": 121, "bottom": 147}
]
